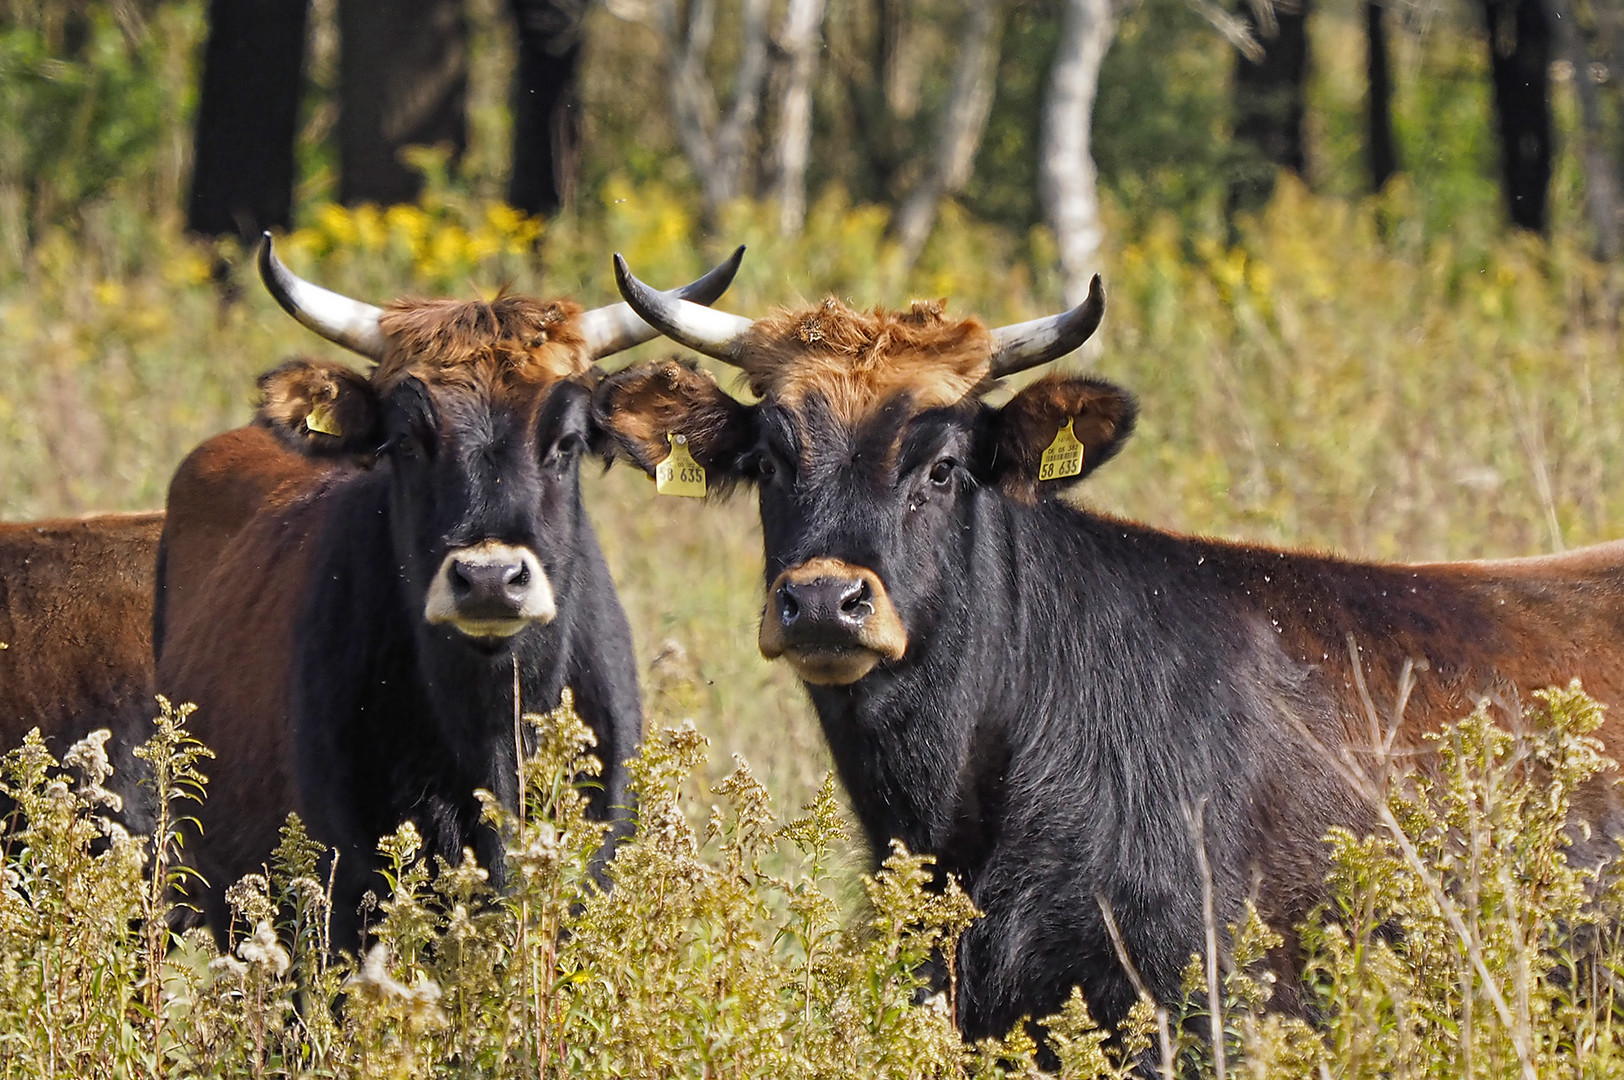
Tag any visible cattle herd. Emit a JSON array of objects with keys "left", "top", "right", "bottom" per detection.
[{"left": 5, "top": 236, "right": 1624, "bottom": 1045}]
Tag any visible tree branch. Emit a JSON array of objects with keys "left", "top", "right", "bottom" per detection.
[{"left": 891, "top": 0, "right": 1005, "bottom": 265}]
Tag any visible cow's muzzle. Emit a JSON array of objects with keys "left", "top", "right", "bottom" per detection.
[
  {"left": 759, "top": 558, "right": 907, "bottom": 685},
  {"left": 424, "top": 541, "right": 556, "bottom": 639}
]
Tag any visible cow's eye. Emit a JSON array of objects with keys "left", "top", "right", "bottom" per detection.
[
  {"left": 547, "top": 435, "right": 584, "bottom": 465},
  {"left": 755, "top": 455, "right": 777, "bottom": 480},
  {"left": 929, "top": 459, "right": 956, "bottom": 487}
]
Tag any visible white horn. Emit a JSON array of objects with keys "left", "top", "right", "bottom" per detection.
[
  {"left": 577, "top": 245, "right": 747, "bottom": 359},
  {"left": 258, "top": 233, "right": 387, "bottom": 362},
  {"left": 612, "top": 253, "right": 756, "bottom": 366},
  {"left": 988, "top": 275, "right": 1106, "bottom": 378}
]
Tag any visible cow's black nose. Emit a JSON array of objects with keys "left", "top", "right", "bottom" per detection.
[
  {"left": 449, "top": 558, "right": 530, "bottom": 615},
  {"left": 778, "top": 576, "right": 872, "bottom": 638}
]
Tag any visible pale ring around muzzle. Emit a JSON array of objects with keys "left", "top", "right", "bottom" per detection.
[{"left": 423, "top": 541, "right": 557, "bottom": 639}]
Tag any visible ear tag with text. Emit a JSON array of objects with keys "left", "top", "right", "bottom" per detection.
[
  {"left": 1038, "top": 419, "right": 1085, "bottom": 481},
  {"left": 305, "top": 400, "right": 342, "bottom": 437},
  {"left": 655, "top": 433, "right": 707, "bottom": 498}
]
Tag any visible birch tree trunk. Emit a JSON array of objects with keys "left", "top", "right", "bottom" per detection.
[
  {"left": 1041, "top": 0, "right": 1117, "bottom": 307},
  {"left": 891, "top": 0, "right": 1005, "bottom": 265},
  {"left": 771, "top": 0, "right": 827, "bottom": 235},
  {"left": 715, "top": 0, "right": 773, "bottom": 203},
  {"left": 664, "top": 0, "right": 722, "bottom": 202},
  {"left": 659, "top": 0, "right": 773, "bottom": 221}
]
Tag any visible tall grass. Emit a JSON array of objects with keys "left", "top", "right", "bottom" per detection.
[{"left": 4, "top": 681, "right": 1622, "bottom": 1077}]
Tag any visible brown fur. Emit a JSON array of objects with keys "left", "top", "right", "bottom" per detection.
[
  {"left": 0, "top": 512, "right": 165, "bottom": 821},
  {"left": 737, "top": 298, "right": 995, "bottom": 426},
  {"left": 155, "top": 425, "right": 361, "bottom": 911},
  {"left": 375, "top": 296, "right": 592, "bottom": 397},
  {"left": 991, "top": 374, "right": 1138, "bottom": 502},
  {"left": 591, "top": 357, "right": 753, "bottom": 475},
  {"left": 157, "top": 426, "right": 353, "bottom": 672},
  {"left": 1171, "top": 530, "right": 1624, "bottom": 848},
  {"left": 255, "top": 357, "right": 380, "bottom": 456}
]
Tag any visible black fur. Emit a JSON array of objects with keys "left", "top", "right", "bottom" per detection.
[
  {"left": 158, "top": 376, "right": 640, "bottom": 947},
  {"left": 598, "top": 358, "right": 1624, "bottom": 1050},
  {"left": 642, "top": 386, "right": 1359, "bottom": 1040}
]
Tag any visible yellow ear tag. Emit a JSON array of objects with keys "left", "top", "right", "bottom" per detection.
[
  {"left": 305, "top": 400, "right": 342, "bottom": 437},
  {"left": 1038, "top": 419, "right": 1085, "bottom": 481},
  {"left": 655, "top": 433, "right": 707, "bottom": 498}
]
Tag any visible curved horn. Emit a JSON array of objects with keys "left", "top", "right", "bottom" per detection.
[
  {"left": 258, "top": 233, "right": 387, "bottom": 362},
  {"left": 577, "top": 245, "right": 747, "bottom": 360},
  {"left": 612, "top": 253, "right": 756, "bottom": 366},
  {"left": 988, "top": 275, "right": 1106, "bottom": 378}
]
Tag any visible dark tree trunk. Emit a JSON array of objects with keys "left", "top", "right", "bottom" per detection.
[
  {"left": 187, "top": 0, "right": 309, "bottom": 239},
  {"left": 1229, "top": 0, "right": 1311, "bottom": 217},
  {"left": 338, "top": 0, "right": 468, "bottom": 206},
  {"left": 1366, "top": 0, "right": 1398, "bottom": 191},
  {"left": 507, "top": 0, "right": 589, "bottom": 216},
  {"left": 1480, "top": 0, "right": 1553, "bottom": 233}
]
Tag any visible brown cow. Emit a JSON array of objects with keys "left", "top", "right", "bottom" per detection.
[
  {"left": 0, "top": 362, "right": 382, "bottom": 832},
  {"left": 155, "top": 239, "right": 743, "bottom": 946},
  {"left": 0, "top": 511, "right": 163, "bottom": 827},
  {"left": 593, "top": 259, "right": 1624, "bottom": 1047}
]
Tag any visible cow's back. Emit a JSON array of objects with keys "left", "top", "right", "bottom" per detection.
[
  {"left": 1180, "top": 531, "right": 1624, "bottom": 892},
  {"left": 0, "top": 513, "right": 162, "bottom": 749},
  {"left": 155, "top": 427, "right": 350, "bottom": 924},
  {"left": 156, "top": 426, "right": 342, "bottom": 659}
]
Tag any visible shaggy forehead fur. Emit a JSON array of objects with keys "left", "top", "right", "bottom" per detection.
[
  {"left": 374, "top": 295, "right": 593, "bottom": 397},
  {"left": 738, "top": 297, "right": 994, "bottom": 425}
]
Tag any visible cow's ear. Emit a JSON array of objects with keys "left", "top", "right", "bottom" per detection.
[
  {"left": 592, "top": 358, "right": 755, "bottom": 482},
  {"left": 983, "top": 374, "right": 1137, "bottom": 502},
  {"left": 254, "top": 357, "right": 381, "bottom": 458}
]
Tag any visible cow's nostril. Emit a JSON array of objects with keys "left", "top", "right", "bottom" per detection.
[
  {"left": 449, "top": 561, "right": 473, "bottom": 596},
  {"left": 840, "top": 579, "right": 872, "bottom": 617},
  {"left": 779, "top": 586, "right": 801, "bottom": 624},
  {"left": 508, "top": 563, "right": 530, "bottom": 588}
]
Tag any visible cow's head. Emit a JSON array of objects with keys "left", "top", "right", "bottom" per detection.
[
  {"left": 595, "top": 258, "right": 1133, "bottom": 686},
  {"left": 257, "top": 236, "right": 742, "bottom": 650}
]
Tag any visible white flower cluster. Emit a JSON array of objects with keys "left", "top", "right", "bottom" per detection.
[
  {"left": 62, "top": 729, "right": 122, "bottom": 813},
  {"left": 236, "top": 920, "right": 292, "bottom": 977},
  {"left": 347, "top": 944, "right": 447, "bottom": 1026},
  {"left": 207, "top": 920, "right": 291, "bottom": 981}
]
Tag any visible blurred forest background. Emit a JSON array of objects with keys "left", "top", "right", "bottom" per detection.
[{"left": 4, "top": 0, "right": 1624, "bottom": 801}]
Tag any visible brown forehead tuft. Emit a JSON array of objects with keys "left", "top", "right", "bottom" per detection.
[
  {"left": 739, "top": 297, "right": 994, "bottom": 423},
  {"left": 373, "top": 295, "right": 592, "bottom": 395}
]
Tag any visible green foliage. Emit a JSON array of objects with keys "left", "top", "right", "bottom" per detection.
[
  {"left": 0, "top": 2, "right": 198, "bottom": 262},
  {"left": 6, "top": 686, "right": 1624, "bottom": 1077}
]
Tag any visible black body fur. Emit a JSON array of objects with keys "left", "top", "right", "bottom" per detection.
[{"left": 158, "top": 375, "right": 640, "bottom": 948}]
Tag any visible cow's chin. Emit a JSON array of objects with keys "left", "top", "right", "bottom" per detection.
[
  {"left": 780, "top": 645, "right": 882, "bottom": 685},
  {"left": 439, "top": 617, "right": 536, "bottom": 646}
]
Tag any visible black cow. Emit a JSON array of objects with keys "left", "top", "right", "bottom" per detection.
[
  {"left": 154, "top": 239, "right": 742, "bottom": 945},
  {"left": 592, "top": 261, "right": 1624, "bottom": 1045}
]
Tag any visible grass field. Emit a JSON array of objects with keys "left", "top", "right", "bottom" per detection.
[
  {"left": 7, "top": 48, "right": 1624, "bottom": 1067},
  {"left": 4, "top": 174, "right": 1623, "bottom": 814}
]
